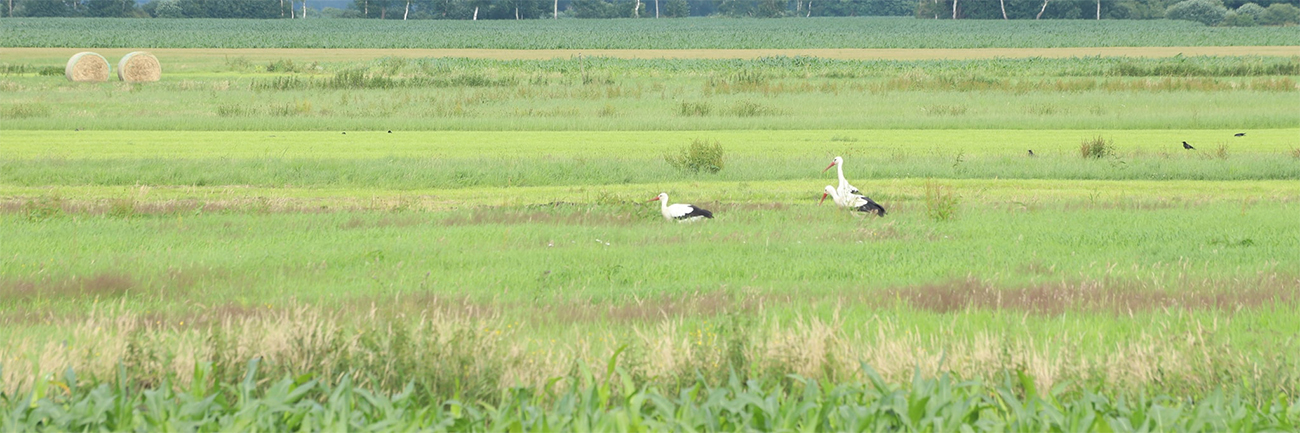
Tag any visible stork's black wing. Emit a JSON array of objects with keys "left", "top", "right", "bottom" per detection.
[
  {"left": 675, "top": 206, "right": 713, "bottom": 220},
  {"left": 852, "top": 195, "right": 886, "bottom": 216}
]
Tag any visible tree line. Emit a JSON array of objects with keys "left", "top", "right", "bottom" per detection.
[{"left": 2, "top": 0, "right": 1296, "bottom": 23}]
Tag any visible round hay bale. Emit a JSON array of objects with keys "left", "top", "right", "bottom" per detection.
[
  {"left": 65, "top": 52, "right": 110, "bottom": 83},
  {"left": 117, "top": 51, "right": 161, "bottom": 83}
]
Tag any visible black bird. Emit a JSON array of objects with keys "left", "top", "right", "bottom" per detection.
[
  {"left": 342, "top": 132, "right": 346, "bottom": 135},
  {"left": 1234, "top": 133, "right": 1245, "bottom": 137},
  {"left": 1183, "top": 141, "right": 1195, "bottom": 150},
  {"left": 388, "top": 130, "right": 392, "bottom": 133},
  {"left": 1028, "top": 149, "right": 1035, "bottom": 157}
]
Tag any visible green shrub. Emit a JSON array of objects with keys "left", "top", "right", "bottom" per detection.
[
  {"left": 22, "top": 195, "right": 64, "bottom": 221},
  {"left": 1220, "top": 11, "right": 1257, "bottom": 26},
  {"left": 1, "top": 102, "right": 51, "bottom": 118},
  {"left": 1166, "top": 0, "right": 1227, "bottom": 25},
  {"left": 1079, "top": 136, "right": 1113, "bottom": 159},
  {"left": 1260, "top": 3, "right": 1300, "bottom": 25},
  {"left": 678, "top": 101, "right": 711, "bottom": 117},
  {"left": 924, "top": 182, "right": 958, "bottom": 222},
  {"left": 665, "top": 139, "right": 725, "bottom": 174},
  {"left": 108, "top": 198, "right": 137, "bottom": 219},
  {"left": 729, "top": 101, "right": 778, "bottom": 117},
  {"left": 1236, "top": 2, "right": 1267, "bottom": 20}
]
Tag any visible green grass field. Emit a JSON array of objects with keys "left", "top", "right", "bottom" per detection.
[
  {"left": 4, "top": 55, "right": 1299, "bottom": 131},
  {"left": 2, "top": 18, "right": 1300, "bottom": 430}
]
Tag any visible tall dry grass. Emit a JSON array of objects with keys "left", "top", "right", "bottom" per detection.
[{"left": 3, "top": 303, "right": 1292, "bottom": 402}]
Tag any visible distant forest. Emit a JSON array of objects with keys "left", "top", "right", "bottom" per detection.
[{"left": 3, "top": 0, "right": 1298, "bottom": 21}]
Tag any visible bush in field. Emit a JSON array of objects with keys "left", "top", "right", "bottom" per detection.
[
  {"left": 1236, "top": 3, "right": 1267, "bottom": 20},
  {"left": 1260, "top": 3, "right": 1300, "bottom": 25},
  {"left": 1220, "top": 11, "right": 1256, "bottom": 26},
  {"left": 1079, "top": 136, "right": 1114, "bottom": 159},
  {"left": 1166, "top": 0, "right": 1227, "bottom": 25},
  {"left": 924, "top": 182, "right": 958, "bottom": 222},
  {"left": 665, "top": 139, "right": 725, "bottom": 174},
  {"left": 678, "top": 101, "right": 711, "bottom": 117}
]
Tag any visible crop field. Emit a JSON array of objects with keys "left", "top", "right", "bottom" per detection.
[{"left": 2, "top": 19, "right": 1300, "bottom": 430}]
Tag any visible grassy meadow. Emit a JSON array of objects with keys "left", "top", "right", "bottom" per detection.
[{"left": 2, "top": 18, "right": 1300, "bottom": 430}]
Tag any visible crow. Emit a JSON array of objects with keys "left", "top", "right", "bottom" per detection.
[
  {"left": 1183, "top": 141, "right": 1195, "bottom": 150},
  {"left": 1028, "top": 149, "right": 1035, "bottom": 157},
  {"left": 342, "top": 132, "right": 346, "bottom": 135},
  {"left": 388, "top": 130, "right": 392, "bottom": 133},
  {"left": 1234, "top": 133, "right": 1245, "bottom": 137}
]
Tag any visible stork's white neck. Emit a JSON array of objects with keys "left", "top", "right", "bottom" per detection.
[{"left": 836, "top": 163, "right": 848, "bottom": 189}]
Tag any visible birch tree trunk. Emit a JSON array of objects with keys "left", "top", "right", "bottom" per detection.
[
  {"left": 1036, "top": 0, "right": 1049, "bottom": 19},
  {"left": 807, "top": 1, "right": 812, "bottom": 16},
  {"left": 633, "top": 0, "right": 640, "bottom": 18},
  {"left": 404, "top": 0, "right": 410, "bottom": 19},
  {"left": 655, "top": 0, "right": 659, "bottom": 17},
  {"left": 473, "top": 6, "right": 478, "bottom": 20},
  {"left": 554, "top": 0, "right": 558, "bottom": 18},
  {"left": 291, "top": 1, "right": 296, "bottom": 18},
  {"left": 1000, "top": 0, "right": 1007, "bottom": 19},
  {"left": 515, "top": 7, "right": 519, "bottom": 19},
  {"left": 951, "top": 0, "right": 957, "bottom": 19},
  {"left": 301, "top": 0, "right": 306, "bottom": 18},
  {"left": 280, "top": 0, "right": 284, "bottom": 17},
  {"left": 1096, "top": 0, "right": 1100, "bottom": 19}
]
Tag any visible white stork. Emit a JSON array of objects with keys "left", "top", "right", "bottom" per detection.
[
  {"left": 821, "top": 185, "right": 887, "bottom": 216},
  {"left": 823, "top": 156, "right": 862, "bottom": 200},
  {"left": 649, "top": 193, "right": 714, "bottom": 222}
]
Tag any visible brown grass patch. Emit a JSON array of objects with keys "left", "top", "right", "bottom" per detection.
[
  {"left": 340, "top": 215, "right": 428, "bottom": 230},
  {"left": 0, "top": 198, "right": 337, "bottom": 216},
  {"left": 442, "top": 210, "right": 640, "bottom": 226},
  {"left": 0, "top": 272, "right": 135, "bottom": 302},
  {"left": 881, "top": 274, "right": 1299, "bottom": 315},
  {"left": 65, "top": 52, "right": 109, "bottom": 82},
  {"left": 117, "top": 51, "right": 161, "bottom": 83},
  {"left": 340, "top": 291, "right": 761, "bottom": 327}
]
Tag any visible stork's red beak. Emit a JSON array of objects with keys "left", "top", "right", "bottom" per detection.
[
  {"left": 823, "top": 162, "right": 835, "bottom": 172},
  {"left": 648, "top": 197, "right": 660, "bottom": 202},
  {"left": 819, "top": 193, "right": 828, "bottom": 205}
]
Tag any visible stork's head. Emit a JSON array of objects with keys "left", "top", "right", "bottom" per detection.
[
  {"left": 649, "top": 193, "right": 667, "bottom": 202},
  {"left": 820, "top": 185, "right": 836, "bottom": 205},
  {"left": 823, "top": 156, "right": 843, "bottom": 172}
]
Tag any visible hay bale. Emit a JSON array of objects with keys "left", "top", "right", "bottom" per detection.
[
  {"left": 65, "top": 52, "right": 110, "bottom": 82},
  {"left": 117, "top": 51, "right": 161, "bottom": 83}
]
